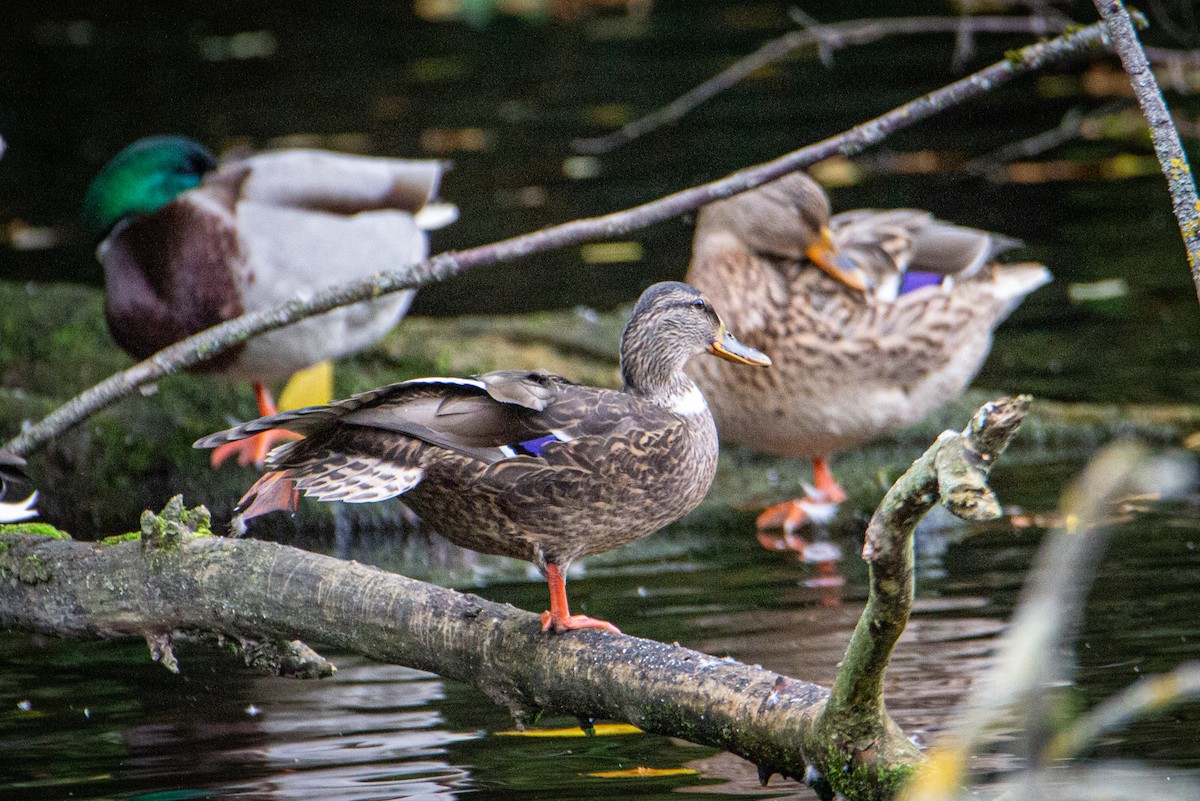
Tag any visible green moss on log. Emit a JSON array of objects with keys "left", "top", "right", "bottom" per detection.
[{"left": 0, "top": 522, "right": 70, "bottom": 539}]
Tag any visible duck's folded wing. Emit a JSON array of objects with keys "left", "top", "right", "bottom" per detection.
[
  {"left": 225, "top": 150, "right": 448, "bottom": 215},
  {"left": 196, "top": 372, "right": 595, "bottom": 465},
  {"left": 907, "top": 220, "right": 1022, "bottom": 278}
]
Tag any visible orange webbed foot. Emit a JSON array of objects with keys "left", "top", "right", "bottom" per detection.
[
  {"left": 540, "top": 610, "right": 621, "bottom": 635},
  {"left": 210, "top": 382, "right": 304, "bottom": 469},
  {"left": 210, "top": 428, "right": 303, "bottom": 469}
]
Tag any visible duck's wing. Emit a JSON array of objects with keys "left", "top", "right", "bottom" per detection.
[
  {"left": 831, "top": 210, "right": 1026, "bottom": 302},
  {"left": 195, "top": 371, "right": 613, "bottom": 465},
  {"left": 211, "top": 150, "right": 450, "bottom": 216},
  {"left": 202, "top": 372, "right": 665, "bottom": 517}
]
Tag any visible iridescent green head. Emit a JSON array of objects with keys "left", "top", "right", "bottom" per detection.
[{"left": 83, "top": 136, "right": 216, "bottom": 243}]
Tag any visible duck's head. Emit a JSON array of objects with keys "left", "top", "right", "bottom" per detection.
[
  {"left": 621, "top": 281, "right": 770, "bottom": 399},
  {"left": 83, "top": 136, "right": 217, "bottom": 243},
  {"left": 695, "top": 172, "right": 869, "bottom": 292}
]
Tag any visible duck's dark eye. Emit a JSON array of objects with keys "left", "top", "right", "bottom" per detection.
[{"left": 691, "top": 298, "right": 706, "bottom": 309}]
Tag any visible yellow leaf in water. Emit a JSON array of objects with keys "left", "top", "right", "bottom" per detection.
[
  {"left": 587, "top": 766, "right": 698, "bottom": 778},
  {"left": 495, "top": 722, "right": 644, "bottom": 737},
  {"left": 277, "top": 360, "right": 334, "bottom": 411}
]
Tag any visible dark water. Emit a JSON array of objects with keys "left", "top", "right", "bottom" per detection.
[
  {"left": 3, "top": 491, "right": 1200, "bottom": 799},
  {"left": 3, "top": 0, "right": 1200, "bottom": 798}
]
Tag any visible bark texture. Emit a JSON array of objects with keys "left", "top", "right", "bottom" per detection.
[{"left": 811, "top": 396, "right": 1030, "bottom": 799}]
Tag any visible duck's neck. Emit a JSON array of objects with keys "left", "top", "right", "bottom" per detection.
[{"left": 619, "top": 331, "right": 708, "bottom": 415}]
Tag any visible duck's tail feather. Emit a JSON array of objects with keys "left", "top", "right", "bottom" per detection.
[
  {"left": 988, "top": 262, "right": 1053, "bottom": 321},
  {"left": 237, "top": 472, "right": 299, "bottom": 521}
]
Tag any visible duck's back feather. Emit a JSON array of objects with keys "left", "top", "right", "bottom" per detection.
[{"left": 220, "top": 150, "right": 444, "bottom": 215}]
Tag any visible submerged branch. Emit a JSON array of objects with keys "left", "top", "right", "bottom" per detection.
[
  {"left": 1093, "top": 1, "right": 1200, "bottom": 302},
  {"left": 3, "top": 21, "right": 1112, "bottom": 460}
]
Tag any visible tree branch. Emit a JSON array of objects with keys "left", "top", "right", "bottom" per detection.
[
  {"left": 807, "top": 397, "right": 1029, "bottom": 799},
  {"left": 1093, "top": 1, "right": 1200, "bottom": 301},
  {"left": 1, "top": 511, "right": 838, "bottom": 784},
  {"left": 3, "top": 21, "right": 1111, "bottom": 460},
  {"left": 571, "top": 14, "right": 1076, "bottom": 156}
]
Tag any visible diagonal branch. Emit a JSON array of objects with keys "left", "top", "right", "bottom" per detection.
[
  {"left": 1093, "top": 1, "right": 1200, "bottom": 301},
  {"left": 572, "top": 14, "right": 1077, "bottom": 156},
  {"left": 2, "top": 22, "right": 1112, "bottom": 459}
]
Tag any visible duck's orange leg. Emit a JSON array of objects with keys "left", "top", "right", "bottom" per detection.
[
  {"left": 811, "top": 457, "right": 847, "bottom": 503},
  {"left": 210, "top": 383, "right": 303, "bottom": 469},
  {"left": 540, "top": 563, "right": 621, "bottom": 635}
]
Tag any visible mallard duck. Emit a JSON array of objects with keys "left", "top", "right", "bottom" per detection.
[
  {"left": 685, "top": 172, "right": 1050, "bottom": 543},
  {"left": 84, "top": 136, "right": 456, "bottom": 468},
  {"left": 195, "top": 282, "right": 770, "bottom": 634},
  {"left": 0, "top": 451, "right": 38, "bottom": 523}
]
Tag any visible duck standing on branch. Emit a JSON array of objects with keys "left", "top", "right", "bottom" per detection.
[
  {"left": 84, "top": 136, "right": 456, "bottom": 468},
  {"left": 196, "top": 282, "right": 771, "bottom": 634},
  {"left": 685, "top": 172, "right": 1050, "bottom": 547}
]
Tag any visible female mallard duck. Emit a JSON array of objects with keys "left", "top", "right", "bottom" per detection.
[
  {"left": 685, "top": 172, "right": 1050, "bottom": 543},
  {"left": 0, "top": 451, "right": 38, "bottom": 523},
  {"left": 84, "top": 136, "right": 456, "bottom": 468},
  {"left": 195, "top": 282, "right": 770, "bottom": 634}
]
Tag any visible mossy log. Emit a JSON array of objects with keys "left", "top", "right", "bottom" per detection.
[{"left": 0, "top": 507, "right": 838, "bottom": 787}]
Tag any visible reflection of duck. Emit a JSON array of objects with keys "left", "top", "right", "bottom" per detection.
[
  {"left": 197, "top": 282, "right": 770, "bottom": 634},
  {"left": 0, "top": 451, "right": 38, "bottom": 523},
  {"left": 686, "top": 173, "right": 1050, "bottom": 539},
  {"left": 84, "top": 136, "right": 456, "bottom": 468}
]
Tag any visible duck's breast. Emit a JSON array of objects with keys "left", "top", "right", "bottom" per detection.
[{"left": 99, "top": 198, "right": 245, "bottom": 371}]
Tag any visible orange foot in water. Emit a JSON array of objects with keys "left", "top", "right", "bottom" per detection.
[
  {"left": 755, "top": 457, "right": 847, "bottom": 551},
  {"left": 210, "top": 383, "right": 303, "bottom": 469}
]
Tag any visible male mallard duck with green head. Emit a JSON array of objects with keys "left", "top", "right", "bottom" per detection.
[
  {"left": 84, "top": 136, "right": 456, "bottom": 468},
  {"left": 685, "top": 172, "right": 1050, "bottom": 547},
  {"left": 196, "top": 282, "right": 770, "bottom": 634}
]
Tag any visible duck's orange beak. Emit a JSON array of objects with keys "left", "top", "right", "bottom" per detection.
[
  {"left": 805, "top": 227, "right": 869, "bottom": 292},
  {"left": 709, "top": 324, "right": 771, "bottom": 367}
]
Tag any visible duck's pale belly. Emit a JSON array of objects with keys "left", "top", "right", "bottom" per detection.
[
  {"left": 689, "top": 328, "right": 993, "bottom": 459},
  {"left": 228, "top": 202, "right": 424, "bottom": 380}
]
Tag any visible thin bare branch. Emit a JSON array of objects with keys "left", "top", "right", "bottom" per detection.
[
  {"left": 2, "top": 21, "right": 1112, "bottom": 459},
  {"left": 1093, "top": 1, "right": 1200, "bottom": 300},
  {"left": 571, "top": 14, "right": 1076, "bottom": 155}
]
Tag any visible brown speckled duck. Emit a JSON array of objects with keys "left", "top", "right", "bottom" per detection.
[
  {"left": 195, "top": 282, "right": 770, "bottom": 634},
  {"left": 685, "top": 172, "right": 1050, "bottom": 542}
]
